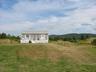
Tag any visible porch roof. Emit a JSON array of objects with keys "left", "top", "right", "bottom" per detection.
[{"left": 22, "top": 31, "right": 48, "bottom": 35}]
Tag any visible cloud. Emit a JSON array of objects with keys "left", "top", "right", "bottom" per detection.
[
  {"left": 30, "top": 5, "right": 96, "bottom": 34},
  {"left": 12, "top": 0, "right": 65, "bottom": 13},
  {"left": 0, "top": 0, "right": 96, "bottom": 34},
  {"left": 0, "top": 21, "right": 33, "bottom": 34}
]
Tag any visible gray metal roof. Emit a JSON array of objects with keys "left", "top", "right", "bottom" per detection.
[{"left": 22, "top": 31, "right": 48, "bottom": 35}]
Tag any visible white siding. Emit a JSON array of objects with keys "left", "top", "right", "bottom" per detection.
[{"left": 20, "top": 32, "right": 48, "bottom": 43}]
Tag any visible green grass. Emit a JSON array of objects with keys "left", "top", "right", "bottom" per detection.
[
  {"left": 88, "top": 46, "right": 96, "bottom": 54},
  {"left": 0, "top": 44, "right": 96, "bottom": 72}
]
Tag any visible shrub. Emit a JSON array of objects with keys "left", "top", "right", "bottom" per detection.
[
  {"left": 91, "top": 39, "right": 96, "bottom": 45},
  {"left": 29, "top": 40, "right": 32, "bottom": 43}
]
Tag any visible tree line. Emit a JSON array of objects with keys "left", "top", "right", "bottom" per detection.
[
  {"left": 49, "top": 33, "right": 96, "bottom": 42},
  {"left": 0, "top": 33, "right": 96, "bottom": 45},
  {"left": 0, "top": 33, "right": 20, "bottom": 42}
]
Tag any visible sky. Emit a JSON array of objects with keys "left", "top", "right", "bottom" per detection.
[{"left": 0, "top": 0, "right": 96, "bottom": 35}]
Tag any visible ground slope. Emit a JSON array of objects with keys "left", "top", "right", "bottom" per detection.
[{"left": 0, "top": 42, "right": 96, "bottom": 72}]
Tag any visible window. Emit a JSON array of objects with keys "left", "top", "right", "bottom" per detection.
[
  {"left": 37, "top": 34, "right": 40, "bottom": 40},
  {"left": 41, "top": 34, "right": 44, "bottom": 37},
  {"left": 33, "top": 35, "right": 36, "bottom": 40},
  {"left": 45, "top": 34, "right": 48, "bottom": 40},
  {"left": 26, "top": 34, "right": 29, "bottom": 38},
  {"left": 21, "top": 35, "right": 25, "bottom": 39},
  {"left": 37, "top": 38, "right": 39, "bottom": 40},
  {"left": 30, "top": 35, "right": 33, "bottom": 39}
]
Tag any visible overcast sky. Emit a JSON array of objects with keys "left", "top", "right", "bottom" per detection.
[{"left": 0, "top": 0, "right": 96, "bottom": 35}]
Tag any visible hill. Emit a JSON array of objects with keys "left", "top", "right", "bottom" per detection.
[{"left": 49, "top": 33, "right": 96, "bottom": 42}]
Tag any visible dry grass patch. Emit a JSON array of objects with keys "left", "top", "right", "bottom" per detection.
[
  {"left": 18, "top": 43, "right": 96, "bottom": 64},
  {"left": 0, "top": 39, "right": 18, "bottom": 44},
  {"left": 50, "top": 42, "right": 96, "bottom": 64},
  {"left": 18, "top": 44, "right": 63, "bottom": 62}
]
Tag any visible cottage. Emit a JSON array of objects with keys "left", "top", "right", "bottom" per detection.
[{"left": 20, "top": 31, "right": 48, "bottom": 43}]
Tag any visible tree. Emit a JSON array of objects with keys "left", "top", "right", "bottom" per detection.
[
  {"left": 91, "top": 39, "right": 96, "bottom": 45},
  {"left": 0, "top": 33, "right": 20, "bottom": 43},
  {"left": 0, "top": 33, "right": 7, "bottom": 38}
]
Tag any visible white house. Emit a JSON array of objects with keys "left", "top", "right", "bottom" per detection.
[{"left": 20, "top": 31, "right": 48, "bottom": 43}]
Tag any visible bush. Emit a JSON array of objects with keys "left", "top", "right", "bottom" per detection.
[
  {"left": 29, "top": 40, "right": 32, "bottom": 43},
  {"left": 91, "top": 39, "right": 96, "bottom": 45}
]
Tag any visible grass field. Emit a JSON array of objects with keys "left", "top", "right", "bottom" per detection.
[{"left": 0, "top": 41, "right": 96, "bottom": 72}]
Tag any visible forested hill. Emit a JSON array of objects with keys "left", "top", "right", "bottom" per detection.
[{"left": 49, "top": 33, "right": 96, "bottom": 42}]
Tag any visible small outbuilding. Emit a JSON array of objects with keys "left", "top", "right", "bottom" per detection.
[{"left": 20, "top": 31, "right": 48, "bottom": 43}]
